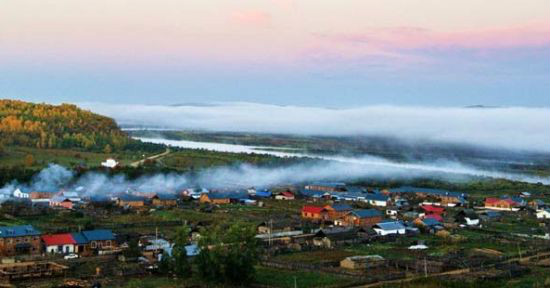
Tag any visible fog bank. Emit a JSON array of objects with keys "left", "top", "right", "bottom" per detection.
[{"left": 81, "top": 102, "right": 550, "bottom": 153}]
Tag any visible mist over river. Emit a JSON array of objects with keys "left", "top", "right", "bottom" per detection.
[{"left": 136, "top": 137, "right": 550, "bottom": 185}]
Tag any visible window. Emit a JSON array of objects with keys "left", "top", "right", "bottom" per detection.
[{"left": 90, "top": 241, "right": 97, "bottom": 248}]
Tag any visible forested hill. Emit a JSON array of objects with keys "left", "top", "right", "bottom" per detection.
[{"left": 0, "top": 99, "right": 129, "bottom": 152}]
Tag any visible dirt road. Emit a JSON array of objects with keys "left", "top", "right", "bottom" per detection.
[{"left": 129, "top": 148, "right": 171, "bottom": 167}]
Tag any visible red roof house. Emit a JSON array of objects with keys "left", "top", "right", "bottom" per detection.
[
  {"left": 421, "top": 205, "right": 445, "bottom": 214},
  {"left": 485, "top": 198, "right": 520, "bottom": 211},
  {"left": 276, "top": 191, "right": 295, "bottom": 200},
  {"left": 42, "top": 233, "right": 77, "bottom": 254},
  {"left": 301, "top": 205, "right": 327, "bottom": 220}
]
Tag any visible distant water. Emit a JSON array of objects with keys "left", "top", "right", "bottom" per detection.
[{"left": 135, "top": 137, "right": 305, "bottom": 158}]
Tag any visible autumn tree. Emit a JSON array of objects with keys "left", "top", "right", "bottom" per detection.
[
  {"left": 0, "top": 99, "right": 131, "bottom": 152},
  {"left": 24, "top": 154, "right": 35, "bottom": 167}
]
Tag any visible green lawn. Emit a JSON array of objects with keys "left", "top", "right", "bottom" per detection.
[
  {"left": 255, "top": 266, "right": 356, "bottom": 288},
  {"left": 0, "top": 145, "right": 153, "bottom": 169}
]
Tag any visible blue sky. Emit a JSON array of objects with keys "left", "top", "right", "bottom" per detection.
[{"left": 1, "top": 0, "right": 549, "bottom": 107}]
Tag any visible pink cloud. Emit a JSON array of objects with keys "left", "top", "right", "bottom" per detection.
[
  {"left": 230, "top": 9, "right": 272, "bottom": 27},
  {"left": 319, "top": 22, "right": 550, "bottom": 51}
]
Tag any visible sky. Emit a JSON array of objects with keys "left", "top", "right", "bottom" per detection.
[{"left": 1, "top": 0, "right": 549, "bottom": 107}]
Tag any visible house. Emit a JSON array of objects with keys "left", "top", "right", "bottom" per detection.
[
  {"left": 71, "top": 232, "right": 89, "bottom": 255},
  {"left": 480, "top": 211, "right": 502, "bottom": 221},
  {"left": 364, "top": 194, "right": 389, "bottom": 207},
  {"left": 30, "top": 192, "right": 54, "bottom": 204},
  {"left": 389, "top": 187, "right": 466, "bottom": 207},
  {"left": 42, "top": 233, "right": 76, "bottom": 254},
  {"left": 324, "top": 204, "right": 353, "bottom": 220},
  {"left": 421, "top": 205, "right": 445, "bottom": 215},
  {"left": 536, "top": 209, "right": 550, "bottom": 219},
  {"left": 394, "top": 198, "right": 409, "bottom": 208},
  {"left": 485, "top": 198, "right": 520, "bottom": 211},
  {"left": 59, "top": 191, "right": 81, "bottom": 202},
  {"left": 386, "top": 207, "right": 399, "bottom": 217},
  {"left": 275, "top": 191, "right": 295, "bottom": 200},
  {"left": 199, "top": 193, "right": 231, "bottom": 205},
  {"left": 403, "top": 222, "right": 420, "bottom": 235},
  {"left": 101, "top": 158, "right": 119, "bottom": 168},
  {"left": 252, "top": 189, "right": 272, "bottom": 198},
  {"left": 301, "top": 206, "right": 327, "bottom": 221},
  {"left": 520, "top": 191, "right": 531, "bottom": 198},
  {"left": 373, "top": 221, "right": 406, "bottom": 236},
  {"left": 455, "top": 209, "right": 480, "bottom": 226},
  {"left": 424, "top": 214, "right": 443, "bottom": 222},
  {"left": 116, "top": 194, "right": 146, "bottom": 208},
  {"left": 403, "top": 211, "right": 419, "bottom": 219},
  {"left": 529, "top": 199, "right": 547, "bottom": 210},
  {"left": 13, "top": 188, "right": 29, "bottom": 199},
  {"left": 49, "top": 196, "right": 74, "bottom": 209},
  {"left": 416, "top": 218, "right": 444, "bottom": 231},
  {"left": 305, "top": 182, "right": 346, "bottom": 192},
  {"left": 312, "top": 227, "right": 362, "bottom": 248},
  {"left": 343, "top": 209, "right": 383, "bottom": 227},
  {"left": 151, "top": 194, "right": 178, "bottom": 207},
  {"left": 257, "top": 220, "right": 298, "bottom": 234},
  {"left": 0, "top": 225, "right": 42, "bottom": 256},
  {"left": 74, "top": 229, "right": 116, "bottom": 255},
  {"left": 340, "top": 255, "right": 385, "bottom": 270}
]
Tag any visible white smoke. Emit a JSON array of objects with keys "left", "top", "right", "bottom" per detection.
[
  {"left": 1, "top": 154, "right": 547, "bottom": 199},
  {"left": 80, "top": 102, "right": 550, "bottom": 153}
]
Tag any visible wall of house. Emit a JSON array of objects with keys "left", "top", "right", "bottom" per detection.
[{"left": 0, "top": 236, "right": 42, "bottom": 256}]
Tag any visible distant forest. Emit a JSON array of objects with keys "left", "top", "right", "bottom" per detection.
[{"left": 1, "top": 99, "right": 132, "bottom": 153}]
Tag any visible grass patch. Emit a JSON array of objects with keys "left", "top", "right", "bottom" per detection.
[{"left": 255, "top": 266, "right": 355, "bottom": 288}]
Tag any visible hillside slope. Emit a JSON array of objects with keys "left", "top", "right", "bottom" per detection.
[{"left": 0, "top": 99, "right": 129, "bottom": 152}]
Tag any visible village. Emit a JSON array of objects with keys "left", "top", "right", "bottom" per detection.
[{"left": 0, "top": 177, "right": 549, "bottom": 287}]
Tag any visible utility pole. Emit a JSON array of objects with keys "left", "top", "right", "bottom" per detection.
[
  {"left": 269, "top": 219, "right": 273, "bottom": 247},
  {"left": 424, "top": 257, "right": 428, "bottom": 278},
  {"left": 517, "top": 242, "right": 522, "bottom": 262}
]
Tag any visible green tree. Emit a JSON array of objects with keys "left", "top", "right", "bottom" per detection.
[
  {"left": 123, "top": 238, "right": 141, "bottom": 258},
  {"left": 196, "top": 223, "right": 260, "bottom": 285},
  {"left": 158, "top": 251, "right": 173, "bottom": 275},
  {"left": 103, "top": 144, "right": 112, "bottom": 154},
  {"left": 172, "top": 225, "right": 192, "bottom": 278}
]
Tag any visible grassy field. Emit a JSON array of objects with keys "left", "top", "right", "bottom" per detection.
[
  {"left": 0, "top": 145, "right": 152, "bottom": 169},
  {"left": 255, "top": 266, "right": 356, "bottom": 288}
]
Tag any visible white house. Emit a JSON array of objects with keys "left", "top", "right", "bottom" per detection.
[
  {"left": 101, "top": 158, "right": 119, "bottom": 168},
  {"left": 464, "top": 216, "right": 480, "bottom": 226},
  {"left": 536, "top": 209, "right": 550, "bottom": 219},
  {"left": 373, "top": 221, "right": 406, "bottom": 236},
  {"left": 275, "top": 191, "right": 295, "bottom": 200},
  {"left": 13, "top": 188, "right": 29, "bottom": 199},
  {"left": 42, "top": 233, "right": 76, "bottom": 254},
  {"left": 364, "top": 194, "right": 389, "bottom": 207},
  {"left": 386, "top": 208, "right": 399, "bottom": 217}
]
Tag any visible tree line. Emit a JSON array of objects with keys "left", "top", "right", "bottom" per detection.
[{"left": 0, "top": 99, "right": 130, "bottom": 152}]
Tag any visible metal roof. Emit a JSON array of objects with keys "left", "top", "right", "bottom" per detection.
[
  {"left": 0, "top": 225, "right": 41, "bottom": 238},
  {"left": 351, "top": 209, "right": 382, "bottom": 218},
  {"left": 374, "top": 221, "right": 405, "bottom": 231},
  {"left": 81, "top": 229, "right": 115, "bottom": 241},
  {"left": 71, "top": 232, "right": 88, "bottom": 244}
]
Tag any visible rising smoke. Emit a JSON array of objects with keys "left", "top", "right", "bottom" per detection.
[{"left": 1, "top": 154, "right": 547, "bottom": 199}]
